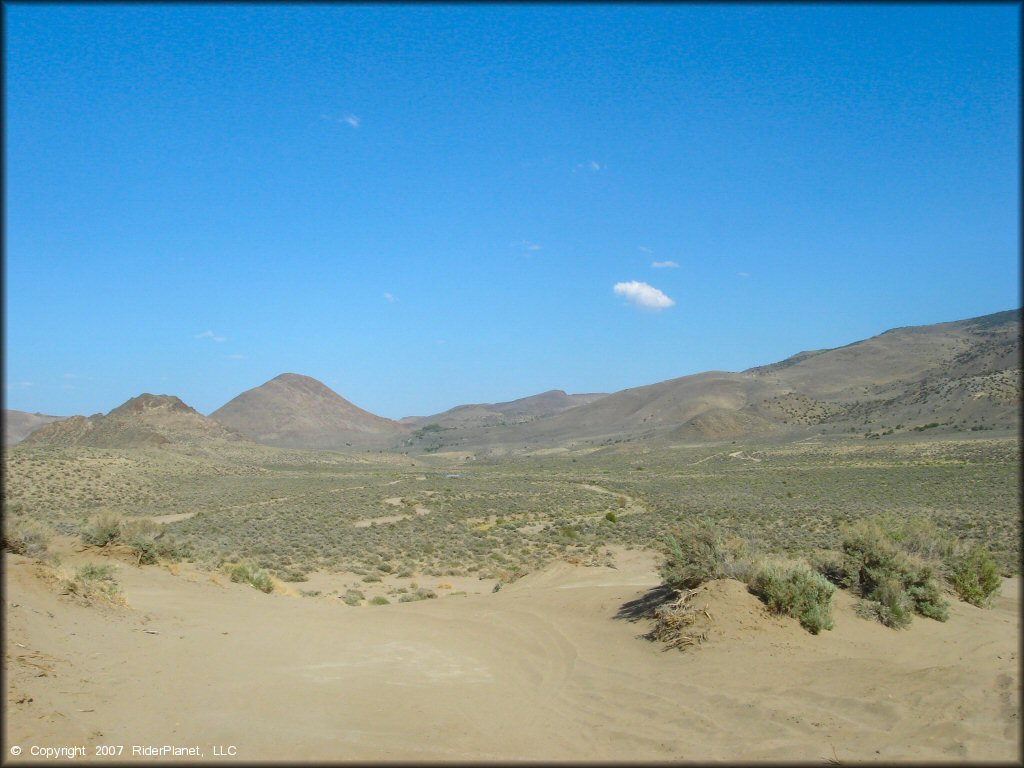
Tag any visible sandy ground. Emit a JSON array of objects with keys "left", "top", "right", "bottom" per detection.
[{"left": 4, "top": 541, "right": 1020, "bottom": 763}]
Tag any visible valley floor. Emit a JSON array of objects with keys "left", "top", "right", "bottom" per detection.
[{"left": 4, "top": 540, "right": 1020, "bottom": 762}]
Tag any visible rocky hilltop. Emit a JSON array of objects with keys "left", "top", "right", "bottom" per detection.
[{"left": 21, "top": 394, "right": 245, "bottom": 449}]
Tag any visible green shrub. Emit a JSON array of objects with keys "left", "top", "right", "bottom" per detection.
[
  {"left": 750, "top": 559, "right": 835, "bottom": 634},
  {"left": 81, "top": 510, "right": 123, "bottom": 547},
  {"left": 61, "top": 563, "right": 123, "bottom": 603},
  {"left": 810, "top": 549, "right": 847, "bottom": 586},
  {"left": 399, "top": 587, "right": 437, "bottom": 602},
  {"left": 120, "top": 519, "right": 161, "bottom": 564},
  {"left": 342, "top": 589, "right": 364, "bottom": 606},
  {"left": 605, "top": 511, "right": 618, "bottom": 523},
  {"left": 661, "top": 520, "right": 753, "bottom": 590},
  {"left": 226, "top": 561, "right": 274, "bottom": 593},
  {"left": 951, "top": 545, "right": 1001, "bottom": 607},
  {"left": 369, "top": 596, "right": 390, "bottom": 605},
  {"left": 840, "top": 517, "right": 950, "bottom": 626},
  {"left": 886, "top": 515, "right": 958, "bottom": 562},
  {"left": 115, "top": 519, "right": 184, "bottom": 565},
  {"left": 274, "top": 567, "right": 309, "bottom": 583},
  {"left": 856, "top": 577, "right": 913, "bottom": 628},
  {"left": 901, "top": 556, "right": 949, "bottom": 621},
  {"left": 3, "top": 516, "right": 54, "bottom": 559}
]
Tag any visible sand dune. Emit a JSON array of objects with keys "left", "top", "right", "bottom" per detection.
[{"left": 4, "top": 543, "right": 1019, "bottom": 762}]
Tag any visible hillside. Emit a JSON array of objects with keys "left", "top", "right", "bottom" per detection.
[
  {"left": 4, "top": 410, "right": 67, "bottom": 446},
  {"left": 209, "top": 373, "right": 405, "bottom": 451},
  {"left": 20, "top": 394, "right": 245, "bottom": 450},
  {"left": 403, "top": 389, "right": 607, "bottom": 428},
  {"left": 407, "top": 309, "right": 1020, "bottom": 453}
]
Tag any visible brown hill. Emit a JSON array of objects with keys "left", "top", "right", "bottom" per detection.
[
  {"left": 4, "top": 410, "right": 67, "bottom": 446},
  {"left": 420, "top": 309, "right": 1020, "bottom": 452},
  {"left": 403, "top": 389, "right": 608, "bottom": 429},
  {"left": 209, "top": 373, "right": 405, "bottom": 450},
  {"left": 20, "top": 394, "right": 244, "bottom": 450}
]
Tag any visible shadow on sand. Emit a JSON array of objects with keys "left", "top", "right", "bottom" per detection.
[{"left": 613, "top": 584, "right": 674, "bottom": 622}]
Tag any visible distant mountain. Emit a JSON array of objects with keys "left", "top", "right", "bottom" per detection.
[
  {"left": 209, "top": 373, "right": 405, "bottom": 450},
  {"left": 410, "top": 309, "right": 1021, "bottom": 452},
  {"left": 12, "top": 309, "right": 1019, "bottom": 455},
  {"left": 402, "top": 390, "right": 608, "bottom": 429},
  {"left": 20, "top": 394, "right": 245, "bottom": 449},
  {"left": 4, "top": 410, "right": 67, "bottom": 446}
]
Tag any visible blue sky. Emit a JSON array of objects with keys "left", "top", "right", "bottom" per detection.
[{"left": 4, "top": 4, "right": 1019, "bottom": 419}]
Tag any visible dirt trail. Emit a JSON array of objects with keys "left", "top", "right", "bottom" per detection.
[
  {"left": 4, "top": 547, "right": 1019, "bottom": 762},
  {"left": 577, "top": 483, "right": 646, "bottom": 516},
  {"left": 728, "top": 450, "right": 762, "bottom": 462},
  {"left": 353, "top": 497, "right": 432, "bottom": 528},
  {"left": 149, "top": 512, "right": 196, "bottom": 525}
]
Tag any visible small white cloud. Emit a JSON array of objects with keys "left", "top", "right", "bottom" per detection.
[
  {"left": 524, "top": 241, "right": 542, "bottom": 252},
  {"left": 652, "top": 260, "right": 679, "bottom": 269},
  {"left": 383, "top": 292, "right": 397, "bottom": 303},
  {"left": 638, "top": 246, "right": 653, "bottom": 254},
  {"left": 227, "top": 353, "right": 246, "bottom": 360},
  {"left": 573, "top": 160, "right": 603, "bottom": 174},
  {"left": 195, "top": 330, "right": 226, "bottom": 343},
  {"left": 738, "top": 272, "right": 750, "bottom": 278},
  {"left": 613, "top": 281, "right": 675, "bottom": 311},
  {"left": 320, "top": 113, "right": 361, "bottom": 128}
]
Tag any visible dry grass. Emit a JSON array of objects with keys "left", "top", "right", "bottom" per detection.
[
  {"left": 3, "top": 436, "right": 1018, "bottom": 586},
  {"left": 646, "top": 587, "right": 713, "bottom": 650}
]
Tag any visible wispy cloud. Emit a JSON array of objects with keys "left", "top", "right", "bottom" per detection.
[
  {"left": 638, "top": 246, "right": 653, "bottom": 254},
  {"left": 195, "top": 330, "right": 226, "bottom": 343},
  {"left": 62, "top": 372, "right": 93, "bottom": 386},
  {"left": 651, "top": 260, "right": 679, "bottom": 269},
  {"left": 613, "top": 281, "right": 675, "bottom": 311},
  {"left": 738, "top": 272, "right": 750, "bottom": 278},
  {"left": 383, "top": 292, "right": 397, "bottom": 303},
  {"left": 320, "top": 113, "right": 361, "bottom": 128},
  {"left": 227, "top": 353, "right": 246, "bottom": 360},
  {"left": 573, "top": 160, "right": 603, "bottom": 173},
  {"left": 8, "top": 381, "right": 33, "bottom": 390}
]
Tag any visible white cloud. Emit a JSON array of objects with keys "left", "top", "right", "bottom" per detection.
[
  {"left": 652, "top": 260, "right": 679, "bottom": 269},
  {"left": 523, "top": 241, "right": 542, "bottom": 252},
  {"left": 383, "top": 292, "right": 397, "bottom": 303},
  {"left": 738, "top": 272, "right": 750, "bottom": 278},
  {"left": 227, "top": 353, "right": 246, "bottom": 360},
  {"left": 613, "top": 281, "right": 675, "bottom": 311},
  {"left": 320, "top": 113, "right": 361, "bottom": 128},
  {"left": 195, "top": 330, "right": 226, "bottom": 342},
  {"left": 573, "top": 159, "right": 603, "bottom": 173},
  {"left": 638, "top": 246, "right": 653, "bottom": 254}
]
